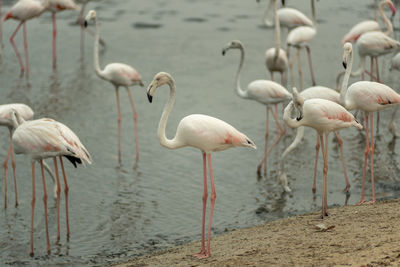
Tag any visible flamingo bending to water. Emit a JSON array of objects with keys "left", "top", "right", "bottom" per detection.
[
  {"left": 85, "top": 10, "right": 143, "bottom": 164},
  {"left": 222, "top": 40, "right": 291, "bottom": 175},
  {"left": 283, "top": 88, "right": 362, "bottom": 217},
  {"left": 147, "top": 72, "right": 256, "bottom": 258},
  {"left": 12, "top": 112, "right": 91, "bottom": 256}
]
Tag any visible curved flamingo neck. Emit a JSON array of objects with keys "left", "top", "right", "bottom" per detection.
[
  {"left": 235, "top": 46, "right": 249, "bottom": 99},
  {"left": 158, "top": 79, "right": 185, "bottom": 150},
  {"left": 340, "top": 49, "right": 356, "bottom": 109},
  {"left": 380, "top": 0, "right": 393, "bottom": 36},
  {"left": 283, "top": 102, "right": 303, "bottom": 129},
  {"left": 92, "top": 16, "right": 106, "bottom": 80},
  {"left": 263, "top": 0, "right": 274, "bottom": 26},
  {"left": 273, "top": 0, "right": 281, "bottom": 60}
]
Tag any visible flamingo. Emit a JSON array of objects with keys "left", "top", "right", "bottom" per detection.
[
  {"left": 222, "top": 40, "right": 291, "bottom": 176},
  {"left": 390, "top": 52, "right": 400, "bottom": 71},
  {"left": 265, "top": 0, "right": 288, "bottom": 86},
  {"left": 278, "top": 86, "right": 351, "bottom": 193},
  {"left": 11, "top": 111, "right": 92, "bottom": 256},
  {"left": 85, "top": 10, "right": 143, "bottom": 164},
  {"left": 257, "top": 0, "right": 313, "bottom": 29},
  {"left": 283, "top": 87, "right": 362, "bottom": 218},
  {"left": 46, "top": 0, "right": 77, "bottom": 69},
  {"left": 147, "top": 72, "right": 256, "bottom": 258},
  {"left": 341, "top": 0, "right": 396, "bottom": 44},
  {"left": 340, "top": 42, "right": 400, "bottom": 204},
  {"left": 286, "top": 25, "right": 317, "bottom": 90},
  {"left": 3, "top": 0, "right": 48, "bottom": 78}
]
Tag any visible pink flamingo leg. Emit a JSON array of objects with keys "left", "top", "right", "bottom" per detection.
[
  {"left": 358, "top": 112, "right": 370, "bottom": 205},
  {"left": 274, "top": 104, "right": 279, "bottom": 135},
  {"left": 115, "top": 87, "right": 122, "bottom": 164},
  {"left": 53, "top": 157, "right": 61, "bottom": 241},
  {"left": 9, "top": 22, "right": 24, "bottom": 75},
  {"left": 305, "top": 45, "right": 316, "bottom": 86},
  {"left": 40, "top": 160, "right": 51, "bottom": 254},
  {"left": 3, "top": 139, "right": 11, "bottom": 209},
  {"left": 60, "top": 156, "right": 70, "bottom": 238},
  {"left": 319, "top": 134, "right": 329, "bottom": 218},
  {"left": 312, "top": 135, "right": 320, "bottom": 193},
  {"left": 9, "top": 130, "right": 17, "bottom": 207},
  {"left": 30, "top": 162, "right": 36, "bottom": 256},
  {"left": 367, "top": 114, "right": 376, "bottom": 204},
  {"left": 266, "top": 106, "right": 286, "bottom": 157},
  {"left": 257, "top": 107, "right": 269, "bottom": 176},
  {"left": 334, "top": 132, "right": 350, "bottom": 192},
  {"left": 52, "top": 12, "right": 57, "bottom": 69},
  {"left": 125, "top": 87, "right": 139, "bottom": 161},
  {"left": 193, "top": 153, "right": 208, "bottom": 258},
  {"left": 297, "top": 48, "right": 303, "bottom": 90},
  {"left": 22, "top": 22, "right": 29, "bottom": 79}
]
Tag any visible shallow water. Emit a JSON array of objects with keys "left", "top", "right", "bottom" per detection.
[{"left": 0, "top": 0, "right": 399, "bottom": 265}]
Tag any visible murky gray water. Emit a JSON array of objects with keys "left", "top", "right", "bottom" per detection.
[{"left": 0, "top": 0, "right": 400, "bottom": 265}]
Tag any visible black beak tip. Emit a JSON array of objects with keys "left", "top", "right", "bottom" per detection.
[
  {"left": 342, "top": 62, "right": 347, "bottom": 69},
  {"left": 147, "top": 93, "right": 153, "bottom": 103},
  {"left": 84, "top": 20, "right": 88, "bottom": 28},
  {"left": 222, "top": 50, "right": 225, "bottom": 56}
]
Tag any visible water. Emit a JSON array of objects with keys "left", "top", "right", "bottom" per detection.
[{"left": 0, "top": 0, "right": 400, "bottom": 265}]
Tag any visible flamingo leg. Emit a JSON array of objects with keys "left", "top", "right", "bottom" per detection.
[
  {"left": 370, "top": 57, "right": 374, "bottom": 82},
  {"left": 274, "top": 104, "right": 279, "bottom": 135},
  {"left": 266, "top": 106, "right": 285, "bottom": 156},
  {"left": 125, "top": 87, "right": 139, "bottom": 161},
  {"left": 375, "top": 57, "right": 380, "bottom": 82},
  {"left": 288, "top": 46, "right": 298, "bottom": 89},
  {"left": 115, "top": 87, "right": 122, "bottom": 164},
  {"left": 52, "top": 12, "right": 57, "bottom": 69},
  {"left": 257, "top": 107, "right": 269, "bottom": 176},
  {"left": 305, "top": 45, "right": 316, "bottom": 86},
  {"left": 9, "top": 22, "right": 24, "bottom": 75},
  {"left": 270, "top": 71, "right": 274, "bottom": 81},
  {"left": 40, "top": 160, "right": 51, "bottom": 254},
  {"left": 297, "top": 48, "right": 303, "bottom": 90},
  {"left": 59, "top": 156, "right": 70, "bottom": 238},
  {"left": 312, "top": 135, "right": 320, "bottom": 194},
  {"left": 319, "top": 134, "right": 329, "bottom": 218},
  {"left": 375, "top": 58, "right": 380, "bottom": 135},
  {"left": 368, "top": 114, "right": 376, "bottom": 204},
  {"left": 3, "top": 138, "right": 11, "bottom": 209},
  {"left": 205, "top": 154, "right": 217, "bottom": 258},
  {"left": 22, "top": 22, "right": 29, "bottom": 79},
  {"left": 358, "top": 112, "right": 370, "bottom": 205},
  {"left": 53, "top": 157, "right": 61, "bottom": 241},
  {"left": 193, "top": 153, "right": 208, "bottom": 258},
  {"left": 334, "top": 132, "right": 350, "bottom": 192},
  {"left": 30, "top": 162, "right": 36, "bottom": 256}
]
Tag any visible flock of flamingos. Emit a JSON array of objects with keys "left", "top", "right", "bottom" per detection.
[{"left": 0, "top": 0, "right": 400, "bottom": 260}]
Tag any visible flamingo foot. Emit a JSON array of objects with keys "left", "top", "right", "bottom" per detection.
[
  {"left": 364, "top": 200, "right": 376, "bottom": 205},
  {"left": 193, "top": 252, "right": 210, "bottom": 259},
  {"left": 356, "top": 199, "right": 366, "bottom": 205}
]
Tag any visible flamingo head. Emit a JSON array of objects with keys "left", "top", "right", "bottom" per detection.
[
  {"left": 147, "top": 72, "right": 174, "bottom": 103},
  {"left": 222, "top": 40, "right": 244, "bottom": 56},
  {"left": 292, "top": 87, "right": 304, "bottom": 120},
  {"left": 84, "top": 10, "right": 97, "bottom": 28},
  {"left": 342, "top": 42, "right": 353, "bottom": 69},
  {"left": 386, "top": 0, "right": 396, "bottom": 16}
]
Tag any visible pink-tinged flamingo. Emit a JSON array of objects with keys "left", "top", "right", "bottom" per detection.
[
  {"left": 147, "top": 72, "right": 256, "bottom": 258},
  {"left": 265, "top": 0, "right": 288, "bottom": 86},
  {"left": 85, "top": 10, "right": 143, "bottom": 164},
  {"left": 3, "top": 0, "right": 47, "bottom": 78},
  {"left": 283, "top": 88, "right": 362, "bottom": 218},
  {"left": 286, "top": 25, "right": 317, "bottom": 90},
  {"left": 341, "top": 42, "right": 400, "bottom": 204},
  {"left": 342, "top": 0, "right": 396, "bottom": 44},
  {"left": 222, "top": 40, "right": 291, "bottom": 176},
  {"left": 257, "top": 0, "right": 313, "bottom": 29},
  {"left": 278, "top": 86, "right": 351, "bottom": 193},
  {"left": 46, "top": 0, "right": 77, "bottom": 69},
  {"left": 0, "top": 104, "right": 33, "bottom": 208},
  {"left": 11, "top": 111, "right": 92, "bottom": 256}
]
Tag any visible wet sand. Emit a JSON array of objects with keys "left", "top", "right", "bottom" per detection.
[{"left": 115, "top": 199, "right": 400, "bottom": 266}]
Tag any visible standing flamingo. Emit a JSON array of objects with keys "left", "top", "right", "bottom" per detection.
[
  {"left": 11, "top": 111, "right": 92, "bottom": 256},
  {"left": 340, "top": 42, "right": 400, "bottom": 204},
  {"left": 286, "top": 25, "right": 317, "bottom": 90},
  {"left": 147, "top": 72, "right": 256, "bottom": 258},
  {"left": 0, "top": 104, "right": 33, "bottom": 208},
  {"left": 283, "top": 87, "right": 362, "bottom": 217},
  {"left": 222, "top": 40, "right": 291, "bottom": 175},
  {"left": 85, "top": 10, "right": 143, "bottom": 164},
  {"left": 265, "top": 0, "right": 288, "bottom": 86},
  {"left": 4, "top": 0, "right": 48, "bottom": 78},
  {"left": 46, "top": 0, "right": 77, "bottom": 69},
  {"left": 278, "top": 86, "right": 351, "bottom": 193},
  {"left": 342, "top": 0, "right": 396, "bottom": 44}
]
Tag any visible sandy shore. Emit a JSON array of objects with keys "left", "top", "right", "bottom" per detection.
[{"left": 115, "top": 199, "right": 400, "bottom": 266}]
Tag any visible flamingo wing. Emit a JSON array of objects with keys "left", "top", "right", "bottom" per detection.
[{"left": 247, "top": 80, "right": 291, "bottom": 105}]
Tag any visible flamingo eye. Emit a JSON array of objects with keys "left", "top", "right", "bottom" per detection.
[{"left": 247, "top": 139, "right": 252, "bottom": 144}]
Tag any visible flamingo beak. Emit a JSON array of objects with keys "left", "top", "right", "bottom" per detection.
[
  {"left": 342, "top": 62, "right": 347, "bottom": 69},
  {"left": 147, "top": 93, "right": 153, "bottom": 103},
  {"left": 84, "top": 20, "right": 88, "bottom": 28},
  {"left": 390, "top": 3, "right": 396, "bottom": 16}
]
